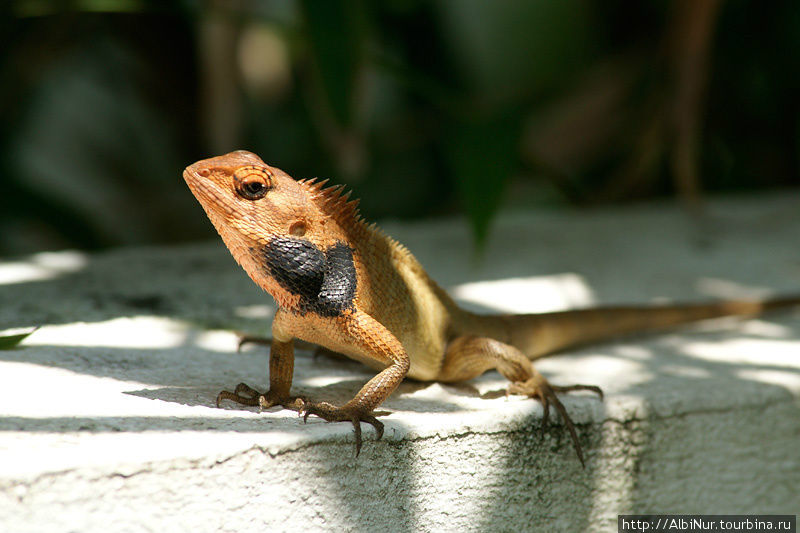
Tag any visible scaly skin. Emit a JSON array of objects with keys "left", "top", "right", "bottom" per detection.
[{"left": 184, "top": 150, "right": 800, "bottom": 464}]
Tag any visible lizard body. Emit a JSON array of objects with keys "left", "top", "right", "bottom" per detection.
[{"left": 184, "top": 150, "right": 799, "bottom": 463}]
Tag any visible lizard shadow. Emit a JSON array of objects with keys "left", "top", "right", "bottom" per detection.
[
  {"left": 4, "top": 320, "right": 800, "bottom": 529},
  {"left": 4, "top": 316, "right": 799, "bottom": 420},
  {"left": 479, "top": 323, "right": 800, "bottom": 527}
]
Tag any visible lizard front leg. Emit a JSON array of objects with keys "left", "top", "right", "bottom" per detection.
[
  {"left": 236, "top": 335, "right": 348, "bottom": 361},
  {"left": 301, "top": 309, "right": 410, "bottom": 456},
  {"left": 438, "top": 336, "right": 602, "bottom": 467},
  {"left": 217, "top": 309, "right": 304, "bottom": 411}
]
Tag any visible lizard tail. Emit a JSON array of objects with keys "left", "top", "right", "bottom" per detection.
[{"left": 461, "top": 295, "right": 800, "bottom": 360}]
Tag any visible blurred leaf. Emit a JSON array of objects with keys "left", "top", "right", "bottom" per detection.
[
  {"left": 445, "top": 114, "right": 520, "bottom": 248},
  {"left": 1, "top": 1, "right": 798, "bottom": 255},
  {"left": 300, "top": 0, "right": 366, "bottom": 127},
  {"left": 0, "top": 327, "right": 38, "bottom": 350},
  {"left": 1, "top": 16, "right": 200, "bottom": 253},
  {"left": 13, "top": 0, "right": 166, "bottom": 17},
  {"left": 438, "top": 0, "right": 596, "bottom": 102}
]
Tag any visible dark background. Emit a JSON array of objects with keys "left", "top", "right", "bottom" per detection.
[{"left": 1, "top": 0, "right": 798, "bottom": 256}]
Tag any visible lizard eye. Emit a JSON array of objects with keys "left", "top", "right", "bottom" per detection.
[
  {"left": 234, "top": 166, "right": 273, "bottom": 200},
  {"left": 239, "top": 177, "right": 268, "bottom": 200}
]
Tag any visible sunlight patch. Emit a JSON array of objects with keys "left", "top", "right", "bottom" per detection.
[
  {"left": 19, "top": 317, "right": 190, "bottom": 349},
  {"left": 452, "top": 273, "right": 594, "bottom": 313},
  {"left": 736, "top": 319, "right": 794, "bottom": 338},
  {"left": 0, "top": 250, "right": 88, "bottom": 285},
  {"left": 660, "top": 365, "right": 711, "bottom": 379},
  {"left": 736, "top": 369, "right": 800, "bottom": 392},
  {"left": 696, "top": 277, "right": 774, "bottom": 300},
  {"left": 234, "top": 304, "right": 274, "bottom": 320},
  {"left": 194, "top": 329, "right": 240, "bottom": 352},
  {"left": 681, "top": 338, "right": 800, "bottom": 366}
]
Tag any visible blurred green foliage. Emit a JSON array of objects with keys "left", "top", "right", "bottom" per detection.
[{"left": 1, "top": 0, "right": 798, "bottom": 255}]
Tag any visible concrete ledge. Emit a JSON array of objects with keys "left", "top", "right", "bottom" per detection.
[{"left": 2, "top": 193, "right": 800, "bottom": 531}]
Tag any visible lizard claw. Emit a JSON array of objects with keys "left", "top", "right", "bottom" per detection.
[
  {"left": 508, "top": 376, "right": 603, "bottom": 468},
  {"left": 301, "top": 401, "right": 384, "bottom": 456},
  {"left": 216, "top": 382, "right": 264, "bottom": 408},
  {"left": 216, "top": 382, "right": 304, "bottom": 411}
]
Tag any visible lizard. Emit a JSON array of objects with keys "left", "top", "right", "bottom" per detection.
[{"left": 183, "top": 150, "right": 800, "bottom": 465}]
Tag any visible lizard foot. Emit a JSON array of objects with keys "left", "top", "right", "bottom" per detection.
[
  {"left": 301, "top": 401, "right": 384, "bottom": 456},
  {"left": 507, "top": 375, "right": 603, "bottom": 468},
  {"left": 237, "top": 335, "right": 272, "bottom": 352},
  {"left": 216, "top": 382, "right": 304, "bottom": 411}
]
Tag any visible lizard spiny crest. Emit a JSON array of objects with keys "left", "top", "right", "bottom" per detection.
[{"left": 300, "top": 178, "right": 364, "bottom": 233}]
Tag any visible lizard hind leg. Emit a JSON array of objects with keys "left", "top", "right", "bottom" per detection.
[{"left": 438, "top": 336, "right": 602, "bottom": 467}]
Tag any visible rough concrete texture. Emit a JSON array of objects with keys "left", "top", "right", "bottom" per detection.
[{"left": 1, "top": 193, "right": 799, "bottom": 532}]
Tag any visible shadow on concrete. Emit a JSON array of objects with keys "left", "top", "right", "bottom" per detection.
[
  {"left": 2, "top": 225, "right": 800, "bottom": 526},
  {"left": 0, "top": 244, "right": 270, "bottom": 331}
]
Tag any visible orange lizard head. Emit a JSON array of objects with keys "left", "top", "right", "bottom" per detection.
[
  {"left": 184, "top": 150, "right": 310, "bottom": 242},
  {"left": 183, "top": 150, "right": 362, "bottom": 308}
]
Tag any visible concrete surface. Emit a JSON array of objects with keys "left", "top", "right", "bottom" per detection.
[{"left": 1, "top": 192, "right": 799, "bottom": 532}]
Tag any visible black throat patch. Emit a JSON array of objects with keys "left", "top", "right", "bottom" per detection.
[{"left": 262, "top": 237, "right": 357, "bottom": 316}]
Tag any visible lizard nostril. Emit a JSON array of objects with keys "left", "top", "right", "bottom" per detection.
[{"left": 198, "top": 169, "right": 211, "bottom": 177}]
